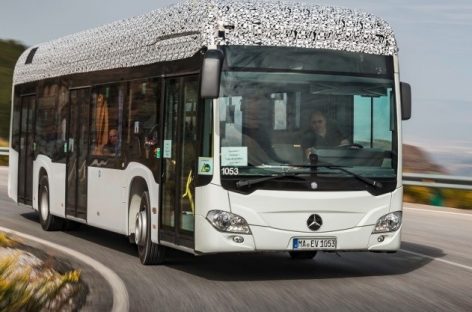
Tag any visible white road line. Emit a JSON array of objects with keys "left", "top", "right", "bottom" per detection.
[
  {"left": 404, "top": 207, "right": 472, "bottom": 218},
  {"left": 0, "top": 225, "right": 129, "bottom": 312},
  {"left": 400, "top": 249, "right": 472, "bottom": 273}
]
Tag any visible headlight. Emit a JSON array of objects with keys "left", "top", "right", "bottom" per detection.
[
  {"left": 206, "top": 210, "right": 251, "bottom": 234},
  {"left": 372, "top": 211, "right": 402, "bottom": 234}
]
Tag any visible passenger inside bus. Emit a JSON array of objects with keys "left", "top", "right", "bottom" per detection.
[
  {"left": 301, "top": 110, "right": 349, "bottom": 159},
  {"left": 103, "top": 128, "right": 119, "bottom": 155}
]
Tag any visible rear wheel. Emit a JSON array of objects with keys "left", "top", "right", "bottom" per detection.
[
  {"left": 288, "top": 251, "right": 317, "bottom": 260},
  {"left": 38, "top": 176, "right": 64, "bottom": 231},
  {"left": 133, "top": 190, "right": 165, "bottom": 265}
]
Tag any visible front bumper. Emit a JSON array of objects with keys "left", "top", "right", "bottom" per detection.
[{"left": 194, "top": 214, "right": 401, "bottom": 254}]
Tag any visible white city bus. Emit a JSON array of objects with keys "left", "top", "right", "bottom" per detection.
[{"left": 9, "top": 0, "right": 411, "bottom": 264}]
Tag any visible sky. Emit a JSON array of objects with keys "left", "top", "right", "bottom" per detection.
[{"left": 1, "top": 0, "right": 471, "bottom": 173}]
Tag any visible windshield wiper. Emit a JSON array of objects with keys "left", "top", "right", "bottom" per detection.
[
  {"left": 236, "top": 173, "right": 308, "bottom": 188},
  {"left": 286, "top": 164, "right": 383, "bottom": 189}
]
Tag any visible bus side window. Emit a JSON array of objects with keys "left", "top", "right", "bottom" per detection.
[
  {"left": 90, "top": 85, "right": 123, "bottom": 158},
  {"left": 55, "top": 85, "right": 68, "bottom": 163},
  {"left": 36, "top": 83, "right": 58, "bottom": 159},
  {"left": 11, "top": 95, "right": 21, "bottom": 151},
  {"left": 125, "top": 80, "right": 159, "bottom": 161}
]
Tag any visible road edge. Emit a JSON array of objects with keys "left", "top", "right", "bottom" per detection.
[{"left": 0, "top": 225, "right": 129, "bottom": 312}]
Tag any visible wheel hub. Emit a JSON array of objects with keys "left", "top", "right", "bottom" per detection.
[
  {"left": 40, "top": 190, "right": 48, "bottom": 221},
  {"left": 135, "top": 211, "right": 147, "bottom": 246}
]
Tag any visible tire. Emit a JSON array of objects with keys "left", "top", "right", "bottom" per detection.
[
  {"left": 288, "top": 251, "right": 317, "bottom": 260},
  {"left": 133, "top": 190, "right": 166, "bottom": 265},
  {"left": 38, "top": 176, "right": 64, "bottom": 231}
]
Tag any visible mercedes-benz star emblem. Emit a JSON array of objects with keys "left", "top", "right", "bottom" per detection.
[{"left": 307, "top": 214, "right": 322, "bottom": 231}]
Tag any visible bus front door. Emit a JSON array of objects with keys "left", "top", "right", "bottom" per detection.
[
  {"left": 17, "top": 95, "right": 35, "bottom": 205},
  {"left": 160, "top": 76, "right": 199, "bottom": 248},
  {"left": 65, "top": 88, "right": 91, "bottom": 220}
]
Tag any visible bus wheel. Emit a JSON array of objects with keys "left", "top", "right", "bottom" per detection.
[
  {"left": 38, "top": 176, "right": 64, "bottom": 231},
  {"left": 288, "top": 251, "right": 317, "bottom": 260},
  {"left": 133, "top": 190, "right": 165, "bottom": 265}
]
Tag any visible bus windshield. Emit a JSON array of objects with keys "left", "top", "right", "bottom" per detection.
[{"left": 218, "top": 46, "right": 397, "bottom": 179}]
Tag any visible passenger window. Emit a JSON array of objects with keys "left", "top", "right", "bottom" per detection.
[
  {"left": 56, "top": 85, "right": 69, "bottom": 163},
  {"left": 11, "top": 96, "right": 21, "bottom": 151},
  {"left": 125, "top": 80, "right": 159, "bottom": 160},
  {"left": 90, "top": 85, "right": 124, "bottom": 157},
  {"left": 36, "top": 84, "right": 58, "bottom": 158}
]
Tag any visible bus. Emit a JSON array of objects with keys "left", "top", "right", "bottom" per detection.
[{"left": 9, "top": 0, "right": 411, "bottom": 264}]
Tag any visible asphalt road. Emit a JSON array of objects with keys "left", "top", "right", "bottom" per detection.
[{"left": 0, "top": 166, "right": 471, "bottom": 312}]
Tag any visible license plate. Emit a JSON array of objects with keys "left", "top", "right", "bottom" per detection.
[{"left": 293, "top": 238, "right": 337, "bottom": 250}]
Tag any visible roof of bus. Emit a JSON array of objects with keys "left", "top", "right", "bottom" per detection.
[{"left": 13, "top": 0, "right": 398, "bottom": 85}]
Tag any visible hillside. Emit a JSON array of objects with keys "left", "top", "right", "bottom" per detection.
[
  {"left": 0, "top": 39, "right": 27, "bottom": 141},
  {"left": 403, "top": 144, "right": 446, "bottom": 174}
]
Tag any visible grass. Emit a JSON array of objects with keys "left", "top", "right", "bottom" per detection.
[{"left": 0, "top": 233, "right": 81, "bottom": 311}]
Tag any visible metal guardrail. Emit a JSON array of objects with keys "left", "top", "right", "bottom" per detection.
[
  {"left": 0, "top": 147, "right": 471, "bottom": 190},
  {"left": 403, "top": 173, "right": 472, "bottom": 190}
]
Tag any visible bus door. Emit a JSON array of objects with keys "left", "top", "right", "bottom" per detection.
[
  {"left": 17, "top": 95, "right": 36, "bottom": 205},
  {"left": 65, "top": 88, "right": 91, "bottom": 220},
  {"left": 160, "top": 76, "right": 199, "bottom": 248}
]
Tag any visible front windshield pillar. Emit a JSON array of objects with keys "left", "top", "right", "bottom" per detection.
[
  {"left": 212, "top": 97, "right": 222, "bottom": 186},
  {"left": 393, "top": 53, "right": 403, "bottom": 189}
]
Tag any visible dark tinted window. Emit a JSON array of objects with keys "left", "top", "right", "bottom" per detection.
[
  {"left": 25, "top": 47, "right": 38, "bottom": 65},
  {"left": 36, "top": 84, "right": 58, "bottom": 158},
  {"left": 90, "top": 85, "right": 124, "bottom": 157},
  {"left": 125, "top": 79, "right": 159, "bottom": 161},
  {"left": 201, "top": 99, "right": 213, "bottom": 157},
  {"left": 223, "top": 46, "right": 393, "bottom": 76},
  {"left": 55, "top": 85, "right": 69, "bottom": 162},
  {"left": 11, "top": 96, "right": 21, "bottom": 150}
]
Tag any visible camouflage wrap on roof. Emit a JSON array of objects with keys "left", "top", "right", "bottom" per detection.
[{"left": 14, "top": 0, "right": 397, "bottom": 85}]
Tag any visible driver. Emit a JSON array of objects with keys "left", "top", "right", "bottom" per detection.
[
  {"left": 301, "top": 111, "right": 349, "bottom": 158},
  {"left": 241, "top": 93, "right": 284, "bottom": 165}
]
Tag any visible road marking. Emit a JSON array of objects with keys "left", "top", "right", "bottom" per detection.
[
  {"left": 400, "top": 249, "right": 472, "bottom": 273},
  {"left": 404, "top": 207, "right": 472, "bottom": 218},
  {"left": 0, "top": 225, "right": 129, "bottom": 312}
]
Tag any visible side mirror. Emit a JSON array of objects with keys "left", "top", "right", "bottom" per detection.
[
  {"left": 200, "top": 49, "right": 224, "bottom": 99},
  {"left": 400, "top": 82, "right": 412, "bottom": 120}
]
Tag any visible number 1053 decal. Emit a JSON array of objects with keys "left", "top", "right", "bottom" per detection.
[{"left": 221, "top": 167, "right": 239, "bottom": 175}]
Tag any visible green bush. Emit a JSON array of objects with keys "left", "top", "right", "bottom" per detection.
[{"left": 404, "top": 186, "right": 472, "bottom": 209}]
